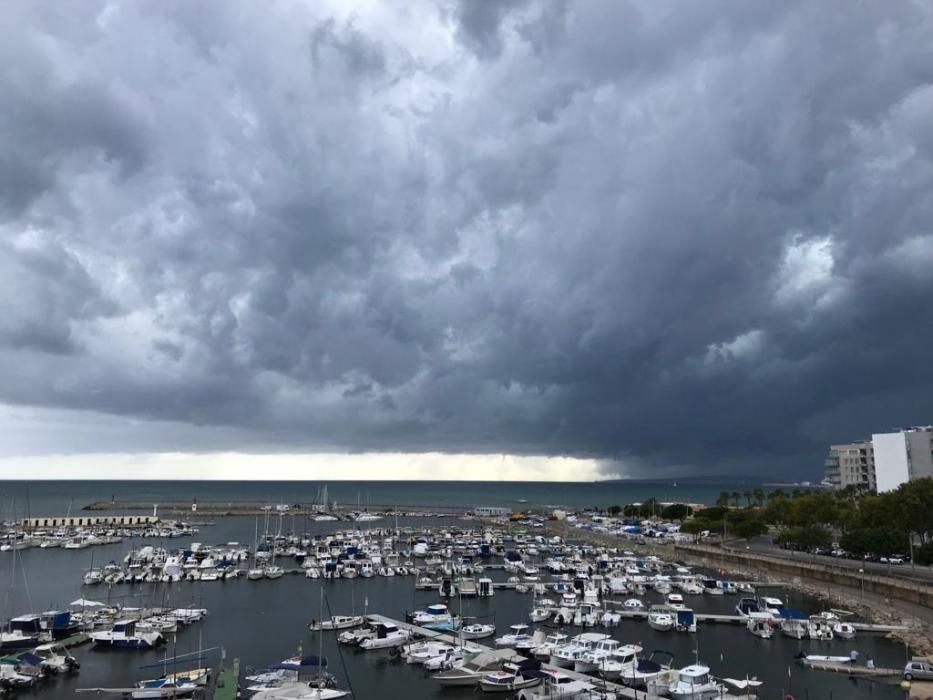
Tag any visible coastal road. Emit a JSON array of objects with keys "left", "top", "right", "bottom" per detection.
[{"left": 732, "top": 536, "right": 933, "bottom": 585}]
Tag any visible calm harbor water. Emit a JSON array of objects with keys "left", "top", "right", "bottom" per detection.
[{"left": 0, "top": 484, "right": 910, "bottom": 700}]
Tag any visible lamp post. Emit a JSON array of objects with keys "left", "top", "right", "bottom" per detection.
[{"left": 858, "top": 568, "right": 865, "bottom": 605}]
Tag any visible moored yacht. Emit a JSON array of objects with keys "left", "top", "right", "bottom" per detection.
[
  {"left": 647, "top": 607, "right": 674, "bottom": 632},
  {"left": 549, "top": 633, "right": 609, "bottom": 669},
  {"left": 479, "top": 658, "right": 546, "bottom": 693},
  {"left": 308, "top": 616, "right": 363, "bottom": 632},
  {"left": 655, "top": 664, "right": 723, "bottom": 700},
  {"left": 358, "top": 622, "right": 410, "bottom": 650},
  {"left": 89, "top": 620, "right": 164, "bottom": 649},
  {"left": 0, "top": 615, "right": 42, "bottom": 651},
  {"left": 431, "top": 649, "right": 516, "bottom": 687}
]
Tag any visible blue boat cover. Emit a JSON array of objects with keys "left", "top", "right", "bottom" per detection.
[{"left": 17, "top": 652, "right": 43, "bottom": 666}]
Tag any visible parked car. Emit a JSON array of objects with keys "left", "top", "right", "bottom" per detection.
[{"left": 905, "top": 659, "right": 933, "bottom": 681}]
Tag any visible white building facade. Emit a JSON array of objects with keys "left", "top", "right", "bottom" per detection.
[{"left": 871, "top": 427, "right": 933, "bottom": 492}]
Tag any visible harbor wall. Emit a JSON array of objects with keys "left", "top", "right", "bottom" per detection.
[{"left": 673, "top": 542, "right": 933, "bottom": 610}]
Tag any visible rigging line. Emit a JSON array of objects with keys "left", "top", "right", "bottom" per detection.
[
  {"left": 323, "top": 585, "right": 355, "bottom": 699},
  {"left": 18, "top": 542, "right": 33, "bottom": 613}
]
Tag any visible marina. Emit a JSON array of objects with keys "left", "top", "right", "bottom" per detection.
[{"left": 0, "top": 502, "right": 922, "bottom": 700}]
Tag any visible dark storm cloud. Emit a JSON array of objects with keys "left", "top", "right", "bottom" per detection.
[{"left": 2, "top": 0, "right": 933, "bottom": 477}]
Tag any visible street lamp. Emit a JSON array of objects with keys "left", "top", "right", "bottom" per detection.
[{"left": 858, "top": 568, "right": 865, "bottom": 605}]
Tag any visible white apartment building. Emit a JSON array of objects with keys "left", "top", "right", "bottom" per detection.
[{"left": 872, "top": 426, "right": 933, "bottom": 492}]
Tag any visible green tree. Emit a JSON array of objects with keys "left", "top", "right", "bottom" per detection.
[
  {"left": 743, "top": 491, "right": 753, "bottom": 508},
  {"left": 753, "top": 488, "right": 765, "bottom": 508},
  {"left": 914, "top": 542, "right": 933, "bottom": 566},
  {"left": 639, "top": 498, "right": 659, "bottom": 519},
  {"left": 660, "top": 503, "right": 691, "bottom": 521},
  {"left": 679, "top": 519, "right": 709, "bottom": 535},
  {"left": 716, "top": 491, "right": 731, "bottom": 508},
  {"left": 776, "top": 525, "right": 831, "bottom": 550},
  {"left": 840, "top": 528, "right": 908, "bottom": 558},
  {"left": 730, "top": 491, "right": 741, "bottom": 507},
  {"left": 607, "top": 505, "right": 622, "bottom": 516}
]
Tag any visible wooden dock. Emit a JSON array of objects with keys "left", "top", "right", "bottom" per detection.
[
  {"left": 367, "top": 614, "right": 757, "bottom": 700},
  {"left": 206, "top": 659, "right": 239, "bottom": 700},
  {"left": 801, "top": 659, "right": 902, "bottom": 681},
  {"left": 59, "top": 633, "right": 91, "bottom": 648}
]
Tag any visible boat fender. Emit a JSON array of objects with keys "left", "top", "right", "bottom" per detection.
[{"left": 785, "top": 695, "right": 795, "bottom": 700}]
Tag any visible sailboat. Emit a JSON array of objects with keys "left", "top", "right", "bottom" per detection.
[{"left": 248, "top": 518, "right": 266, "bottom": 580}]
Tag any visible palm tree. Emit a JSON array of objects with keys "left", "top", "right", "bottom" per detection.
[
  {"left": 753, "top": 488, "right": 765, "bottom": 508},
  {"left": 716, "top": 491, "right": 730, "bottom": 508},
  {"left": 731, "top": 491, "right": 741, "bottom": 507},
  {"left": 743, "top": 490, "right": 753, "bottom": 507}
]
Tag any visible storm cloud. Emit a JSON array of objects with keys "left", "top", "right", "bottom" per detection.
[{"left": 2, "top": 0, "right": 933, "bottom": 478}]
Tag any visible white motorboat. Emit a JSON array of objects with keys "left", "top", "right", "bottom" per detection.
[
  {"left": 409, "top": 604, "right": 457, "bottom": 631},
  {"left": 431, "top": 649, "right": 516, "bottom": 687},
  {"left": 612, "top": 649, "right": 674, "bottom": 688},
  {"left": 479, "top": 659, "right": 545, "bottom": 693},
  {"left": 647, "top": 608, "right": 674, "bottom": 632},
  {"left": 133, "top": 668, "right": 210, "bottom": 699},
  {"left": 461, "top": 623, "right": 496, "bottom": 640},
  {"left": 33, "top": 643, "right": 79, "bottom": 673},
  {"left": 532, "top": 632, "right": 568, "bottom": 661},
  {"left": 760, "top": 597, "right": 784, "bottom": 619},
  {"left": 358, "top": 622, "right": 410, "bottom": 650},
  {"left": 575, "top": 640, "right": 641, "bottom": 675},
  {"left": 404, "top": 641, "right": 457, "bottom": 665},
  {"left": 735, "top": 597, "right": 760, "bottom": 618},
  {"left": 529, "top": 608, "right": 551, "bottom": 623},
  {"left": 623, "top": 598, "right": 644, "bottom": 609},
  {"left": 746, "top": 613, "right": 773, "bottom": 639},
  {"left": 517, "top": 669, "right": 594, "bottom": 699},
  {"left": 658, "top": 664, "right": 724, "bottom": 700},
  {"left": 549, "top": 633, "right": 609, "bottom": 669},
  {"left": 337, "top": 627, "right": 374, "bottom": 646},
  {"left": 0, "top": 615, "right": 42, "bottom": 651},
  {"left": 90, "top": 620, "right": 164, "bottom": 649},
  {"left": 251, "top": 681, "right": 349, "bottom": 700},
  {"left": 594, "top": 644, "right": 641, "bottom": 681},
  {"left": 667, "top": 593, "right": 685, "bottom": 609},
  {"left": 832, "top": 622, "right": 856, "bottom": 639},
  {"left": 308, "top": 616, "right": 364, "bottom": 632},
  {"left": 494, "top": 624, "right": 534, "bottom": 648},
  {"left": 265, "top": 565, "right": 285, "bottom": 580},
  {"left": 807, "top": 615, "right": 834, "bottom": 641},
  {"left": 572, "top": 603, "right": 600, "bottom": 628},
  {"left": 599, "top": 611, "right": 621, "bottom": 626},
  {"left": 780, "top": 616, "right": 808, "bottom": 640}
]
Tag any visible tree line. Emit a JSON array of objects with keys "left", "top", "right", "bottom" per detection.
[{"left": 607, "top": 478, "right": 933, "bottom": 564}]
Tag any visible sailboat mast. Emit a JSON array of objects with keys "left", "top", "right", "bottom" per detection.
[{"left": 318, "top": 585, "right": 324, "bottom": 682}]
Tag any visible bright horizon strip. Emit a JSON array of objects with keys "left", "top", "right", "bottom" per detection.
[{"left": 0, "top": 452, "right": 621, "bottom": 482}]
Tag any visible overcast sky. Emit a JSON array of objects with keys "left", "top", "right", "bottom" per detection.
[{"left": 2, "top": 1, "right": 933, "bottom": 481}]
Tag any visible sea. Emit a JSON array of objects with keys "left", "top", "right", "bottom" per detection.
[
  {"left": 0, "top": 481, "right": 908, "bottom": 700},
  {"left": 0, "top": 479, "right": 797, "bottom": 520}
]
